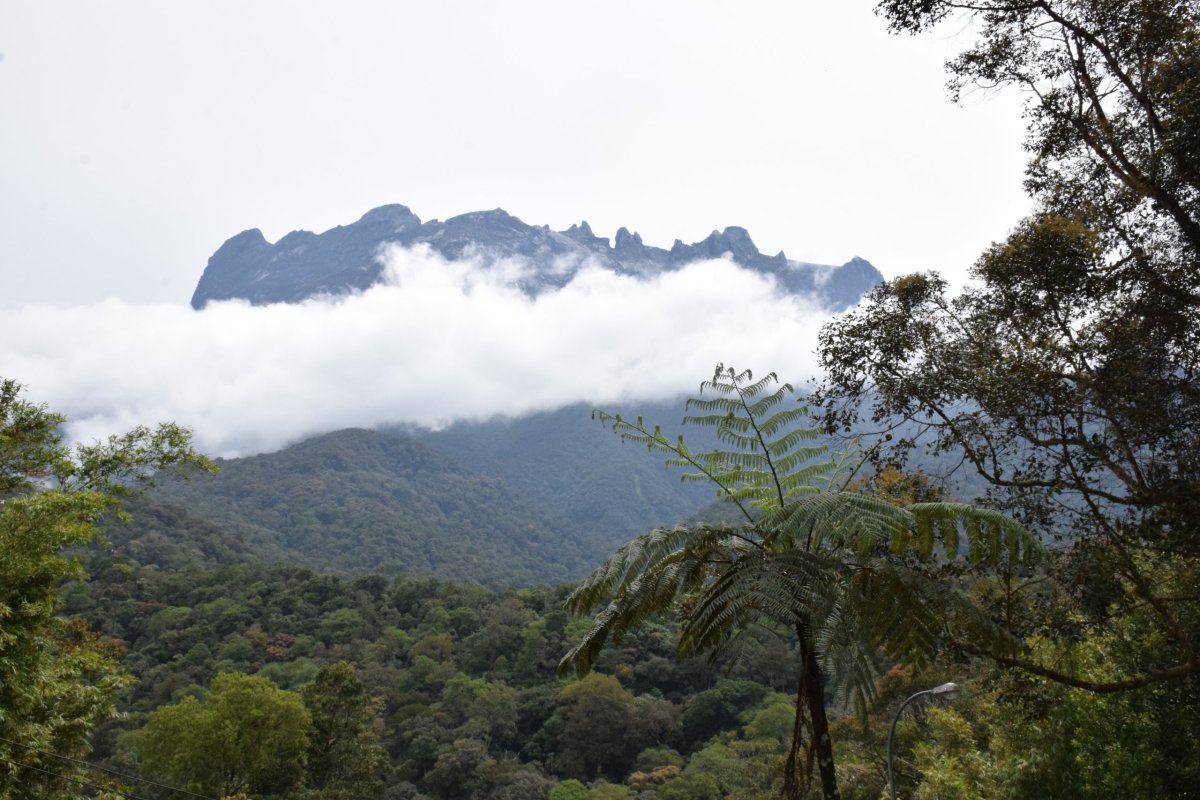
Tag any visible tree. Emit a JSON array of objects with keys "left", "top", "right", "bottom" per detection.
[
  {"left": 137, "top": 671, "right": 310, "bottom": 798},
  {"left": 421, "top": 737, "right": 491, "bottom": 800},
  {"left": 877, "top": 0, "right": 1200, "bottom": 264},
  {"left": 817, "top": 1, "right": 1200, "bottom": 689},
  {"left": 679, "top": 679, "right": 768, "bottom": 750},
  {"left": 546, "top": 673, "right": 647, "bottom": 781},
  {"left": 0, "top": 378, "right": 210, "bottom": 798},
  {"left": 437, "top": 673, "right": 518, "bottom": 747},
  {"left": 560, "top": 366, "right": 1040, "bottom": 799},
  {"left": 303, "top": 661, "right": 389, "bottom": 798},
  {"left": 548, "top": 779, "right": 590, "bottom": 800}
]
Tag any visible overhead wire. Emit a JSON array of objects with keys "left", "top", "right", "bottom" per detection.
[
  {"left": 0, "top": 736, "right": 215, "bottom": 800},
  {"left": 0, "top": 754, "right": 156, "bottom": 800}
]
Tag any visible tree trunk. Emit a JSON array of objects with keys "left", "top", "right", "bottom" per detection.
[
  {"left": 803, "top": 642, "right": 839, "bottom": 800},
  {"left": 786, "top": 621, "right": 840, "bottom": 800}
]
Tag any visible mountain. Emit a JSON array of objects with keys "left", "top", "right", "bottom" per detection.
[
  {"left": 117, "top": 403, "right": 738, "bottom": 589},
  {"left": 97, "top": 494, "right": 267, "bottom": 571},
  {"left": 412, "top": 400, "right": 723, "bottom": 544},
  {"left": 190, "top": 204, "right": 884, "bottom": 310},
  {"left": 116, "top": 399, "right": 993, "bottom": 590},
  {"left": 142, "top": 427, "right": 614, "bottom": 588},
  {"left": 124, "top": 403, "right": 733, "bottom": 588}
]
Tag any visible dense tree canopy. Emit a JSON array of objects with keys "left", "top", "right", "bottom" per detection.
[
  {"left": 817, "top": 1, "right": 1200, "bottom": 689},
  {"left": 561, "top": 366, "right": 1040, "bottom": 799},
  {"left": 0, "top": 379, "right": 210, "bottom": 798},
  {"left": 302, "top": 661, "right": 390, "bottom": 799},
  {"left": 138, "top": 671, "right": 311, "bottom": 798}
]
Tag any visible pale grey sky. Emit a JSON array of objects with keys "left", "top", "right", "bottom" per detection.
[
  {"left": 1, "top": 1, "right": 1030, "bottom": 307},
  {"left": 0, "top": 2, "right": 1035, "bottom": 453}
]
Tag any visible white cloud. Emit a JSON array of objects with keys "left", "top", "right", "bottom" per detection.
[{"left": 2, "top": 246, "right": 835, "bottom": 457}]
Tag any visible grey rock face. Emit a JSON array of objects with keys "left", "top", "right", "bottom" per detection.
[{"left": 190, "top": 204, "right": 883, "bottom": 310}]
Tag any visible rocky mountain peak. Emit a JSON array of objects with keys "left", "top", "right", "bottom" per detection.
[
  {"left": 356, "top": 204, "right": 422, "bottom": 230},
  {"left": 613, "top": 227, "right": 643, "bottom": 249},
  {"left": 190, "top": 203, "right": 884, "bottom": 311}
]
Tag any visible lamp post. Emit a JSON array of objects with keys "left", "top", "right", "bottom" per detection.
[{"left": 886, "top": 681, "right": 959, "bottom": 800}]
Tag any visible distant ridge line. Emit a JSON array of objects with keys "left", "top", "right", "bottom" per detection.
[{"left": 190, "top": 203, "right": 884, "bottom": 311}]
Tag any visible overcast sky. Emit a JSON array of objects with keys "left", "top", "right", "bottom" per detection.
[{"left": 1, "top": 1, "right": 1034, "bottom": 454}]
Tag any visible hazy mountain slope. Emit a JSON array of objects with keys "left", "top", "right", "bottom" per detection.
[
  {"left": 413, "top": 401, "right": 723, "bottom": 548},
  {"left": 96, "top": 494, "right": 270, "bottom": 571},
  {"left": 145, "top": 428, "right": 605, "bottom": 588},
  {"left": 114, "top": 404, "right": 995, "bottom": 590}
]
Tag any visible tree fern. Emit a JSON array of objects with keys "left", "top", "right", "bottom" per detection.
[{"left": 563, "top": 365, "right": 1044, "bottom": 800}]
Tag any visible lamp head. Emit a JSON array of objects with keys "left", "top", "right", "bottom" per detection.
[{"left": 930, "top": 682, "right": 960, "bottom": 695}]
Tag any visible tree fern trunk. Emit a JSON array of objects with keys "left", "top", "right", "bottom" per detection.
[
  {"left": 804, "top": 644, "right": 839, "bottom": 800},
  {"left": 786, "top": 621, "right": 840, "bottom": 800}
]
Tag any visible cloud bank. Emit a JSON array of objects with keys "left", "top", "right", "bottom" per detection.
[{"left": 3, "top": 246, "right": 836, "bottom": 457}]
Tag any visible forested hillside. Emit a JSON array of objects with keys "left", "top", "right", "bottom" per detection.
[
  {"left": 144, "top": 428, "right": 609, "bottom": 587},
  {"left": 73, "top": 514, "right": 1199, "bottom": 800},
  {"left": 126, "top": 400, "right": 987, "bottom": 594},
  {"left": 413, "top": 401, "right": 721, "bottom": 543},
  {"left": 66, "top": 534, "right": 963, "bottom": 800}
]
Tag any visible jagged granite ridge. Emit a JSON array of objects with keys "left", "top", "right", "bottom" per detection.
[{"left": 190, "top": 204, "right": 883, "bottom": 310}]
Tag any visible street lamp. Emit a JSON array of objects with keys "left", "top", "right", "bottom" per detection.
[{"left": 886, "top": 681, "right": 959, "bottom": 800}]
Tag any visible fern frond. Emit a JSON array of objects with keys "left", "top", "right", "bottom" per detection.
[
  {"left": 560, "top": 563, "right": 684, "bottom": 678},
  {"left": 745, "top": 385, "right": 793, "bottom": 420},
  {"left": 578, "top": 364, "right": 1034, "bottom": 743},
  {"left": 755, "top": 406, "right": 812, "bottom": 438},
  {"left": 904, "top": 503, "right": 1045, "bottom": 566},
  {"left": 767, "top": 492, "right": 910, "bottom": 553},
  {"left": 850, "top": 566, "right": 943, "bottom": 667},
  {"left": 594, "top": 410, "right": 760, "bottom": 524},
  {"left": 740, "top": 371, "right": 782, "bottom": 399},
  {"left": 766, "top": 425, "right": 825, "bottom": 456},
  {"left": 566, "top": 524, "right": 739, "bottom": 615},
  {"left": 811, "top": 588, "right": 882, "bottom": 715},
  {"left": 682, "top": 408, "right": 743, "bottom": 428},
  {"left": 679, "top": 549, "right": 840, "bottom": 656},
  {"left": 775, "top": 461, "right": 838, "bottom": 495},
  {"left": 940, "top": 587, "right": 1023, "bottom": 658}
]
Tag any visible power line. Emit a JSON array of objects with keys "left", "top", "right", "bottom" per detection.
[
  {"left": 0, "top": 754, "right": 156, "bottom": 800},
  {"left": 0, "top": 736, "right": 215, "bottom": 800}
]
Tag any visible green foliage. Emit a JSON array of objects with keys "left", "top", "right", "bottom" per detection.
[
  {"left": 743, "top": 701, "right": 795, "bottom": 750},
  {"left": 137, "top": 671, "right": 310, "bottom": 798},
  {"left": 822, "top": 638, "right": 1200, "bottom": 800},
  {"left": 684, "top": 739, "right": 780, "bottom": 800},
  {"left": 680, "top": 680, "right": 769, "bottom": 749},
  {"left": 549, "top": 778, "right": 589, "bottom": 800},
  {"left": 978, "top": 605, "right": 1200, "bottom": 799},
  {"left": 0, "top": 378, "right": 209, "bottom": 798},
  {"left": 418, "top": 400, "right": 721, "bottom": 547},
  {"left": 438, "top": 673, "right": 518, "bottom": 746},
  {"left": 826, "top": 0, "right": 1200, "bottom": 693},
  {"left": 303, "top": 661, "right": 389, "bottom": 798},
  {"left": 911, "top": 707, "right": 1000, "bottom": 800},
  {"left": 550, "top": 673, "right": 648, "bottom": 780},
  {"left": 78, "top": 519, "right": 1194, "bottom": 800},
  {"left": 588, "top": 781, "right": 632, "bottom": 800},
  {"left": 634, "top": 746, "right": 685, "bottom": 772},
  {"left": 318, "top": 607, "right": 365, "bottom": 645},
  {"left": 562, "top": 365, "right": 1040, "bottom": 798},
  {"left": 145, "top": 427, "right": 608, "bottom": 587},
  {"left": 421, "top": 737, "right": 491, "bottom": 800}
]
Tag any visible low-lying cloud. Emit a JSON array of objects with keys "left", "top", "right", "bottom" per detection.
[{"left": 4, "top": 246, "right": 837, "bottom": 457}]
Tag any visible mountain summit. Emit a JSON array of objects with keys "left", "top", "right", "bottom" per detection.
[{"left": 190, "top": 204, "right": 883, "bottom": 310}]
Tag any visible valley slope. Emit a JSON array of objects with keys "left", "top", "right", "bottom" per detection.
[{"left": 139, "top": 409, "right": 722, "bottom": 588}]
